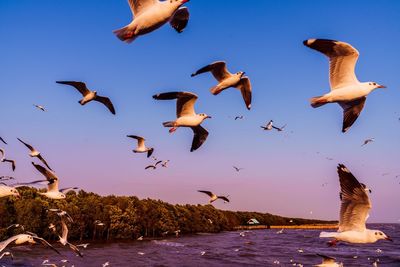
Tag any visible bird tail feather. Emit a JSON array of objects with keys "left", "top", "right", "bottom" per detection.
[
  {"left": 310, "top": 95, "right": 329, "bottom": 108},
  {"left": 319, "top": 232, "right": 338, "bottom": 238},
  {"left": 163, "top": 121, "right": 175, "bottom": 127},
  {"left": 113, "top": 26, "right": 137, "bottom": 43}
]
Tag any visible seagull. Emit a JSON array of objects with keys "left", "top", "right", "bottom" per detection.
[
  {"left": 126, "top": 135, "right": 154, "bottom": 158},
  {"left": 261, "top": 120, "right": 274, "bottom": 130},
  {"left": 198, "top": 190, "right": 230, "bottom": 203},
  {"left": 303, "top": 39, "right": 385, "bottom": 133},
  {"left": 56, "top": 81, "right": 115, "bottom": 115},
  {"left": 362, "top": 138, "right": 375, "bottom": 146},
  {"left": 0, "top": 137, "right": 7, "bottom": 145},
  {"left": 0, "top": 185, "right": 19, "bottom": 199},
  {"left": 17, "top": 138, "right": 53, "bottom": 170},
  {"left": 47, "top": 209, "right": 74, "bottom": 223},
  {"left": 153, "top": 92, "right": 211, "bottom": 152},
  {"left": 51, "top": 213, "right": 83, "bottom": 257},
  {"left": 273, "top": 124, "right": 287, "bottom": 132},
  {"left": 113, "top": 0, "right": 190, "bottom": 43},
  {"left": 145, "top": 160, "right": 162, "bottom": 170},
  {"left": 94, "top": 220, "right": 105, "bottom": 227},
  {"left": 233, "top": 166, "right": 243, "bottom": 172},
  {"left": 76, "top": 243, "right": 90, "bottom": 249},
  {"left": 137, "top": 236, "right": 143, "bottom": 241},
  {"left": 31, "top": 162, "right": 66, "bottom": 199},
  {"left": 276, "top": 228, "right": 284, "bottom": 234},
  {"left": 102, "top": 262, "right": 110, "bottom": 267},
  {"left": 0, "top": 251, "right": 13, "bottom": 260},
  {"left": 314, "top": 254, "right": 343, "bottom": 267},
  {"left": 191, "top": 61, "right": 252, "bottom": 110},
  {"left": 0, "top": 233, "right": 60, "bottom": 254},
  {"left": 234, "top": 115, "right": 244, "bottom": 120},
  {"left": 33, "top": 104, "right": 46, "bottom": 112},
  {"left": 319, "top": 164, "right": 393, "bottom": 245},
  {"left": 0, "top": 149, "right": 15, "bottom": 171},
  {"left": 161, "top": 160, "right": 170, "bottom": 168}
]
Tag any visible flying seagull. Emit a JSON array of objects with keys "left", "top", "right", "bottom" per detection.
[
  {"left": 361, "top": 138, "right": 375, "bottom": 146},
  {"left": 261, "top": 120, "right": 274, "bottom": 130},
  {"left": 198, "top": 190, "right": 230, "bottom": 203},
  {"left": 314, "top": 254, "right": 343, "bottom": 267},
  {"left": 145, "top": 160, "right": 162, "bottom": 170},
  {"left": 0, "top": 136, "right": 7, "bottom": 145},
  {"left": 127, "top": 135, "right": 154, "bottom": 158},
  {"left": 0, "top": 148, "right": 15, "bottom": 171},
  {"left": 153, "top": 91, "right": 211, "bottom": 152},
  {"left": 191, "top": 61, "right": 252, "bottom": 110},
  {"left": 161, "top": 160, "right": 170, "bottom": 168},
  {"left": 319, "top": 164, "right": 393, "bottom": 245},
  {"left": 113, "top": 0, "right": 190, "bottom": 43},
  {"left": 50, "top": 212, "right": 83, "bottom": 257},
  {"left": 17, "top": 138, "right": 53, "bottom": 170},
  {"left": 31, "top": 162, "right": 68, "bottom": 199},
  {"left": 303, "top": 39, "right": 385, "bottom": 133},
  {"left": 56, "top": 81, "right": 115, "bottom": 115},
  {"left": 34, "top": 104, "right": 46, "bottom": 112},
  {"left": 234, "top": 115, "right": 244, "bottom": 120},
  {"left": 233, "top": 166, "right": 243, "bottom": 172},
  {"left": 0, "top": 233, "right": 60, "bottom": 255},
  {"left": 0, "top": 251, "right": 13, "bottom": 260}
]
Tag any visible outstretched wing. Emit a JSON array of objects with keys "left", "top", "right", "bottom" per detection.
[
  {"left": 235, "top": 77, "right": 252, "bottom": 110},
  {"left": 197, "top": 190, "right": 213, "bottom": 197},
  {"left": 339, "top": 97, "right": 366, "bottom": 133},
  {"left": 170, "top": 6, "right": 189, "bottom": 33},
  {"left": 218, "top": 196, "right": 230, "bottom": 202},
  {"left": 17, "top": 138, "right": 35, "bottom": 152},
  {"left": 32, "top": 236, "right": 61, "bottom": 255},
  {"left": 56, "top": 81, "right": 90, "bottom": 96},
  {"left": 153, "top": 91, "right": 198, "bottom": 118},
  {"left": 190, "top": 126, "right": 209, "bottom": 152},
  {"left": 94, "top": 96, "right": 116, "bottom": 115},
  {"left": 191, "top": 61, "right": 231, "bottom": 82}
]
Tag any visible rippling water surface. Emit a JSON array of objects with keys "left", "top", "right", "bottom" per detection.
[{"left": 2, "top": 224, "right": 399, "bottom": 266}]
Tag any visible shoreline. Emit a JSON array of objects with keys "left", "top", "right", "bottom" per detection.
[{"left": 234, "top": 224, "right": 338, "bottom": 230}]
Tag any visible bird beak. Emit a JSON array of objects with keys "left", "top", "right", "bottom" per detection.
[
  {"left": 207, "top": 116, "right": 212, "bottom": 119},
  {"left": 385, "top": 236, "right": 393, "bottom": 242},
  {"left": 377, "top": 85, "right": 386, "bottom": 88}
]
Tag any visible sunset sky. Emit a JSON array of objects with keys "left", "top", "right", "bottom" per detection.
[{"left": 1, "top": 0, "right": 399, "bottom": 222}]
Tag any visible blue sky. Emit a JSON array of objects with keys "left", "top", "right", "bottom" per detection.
[{"left": 1, "top": 0, "right": 399, "bottom": 222}]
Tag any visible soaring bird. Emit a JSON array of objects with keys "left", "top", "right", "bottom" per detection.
[
  {"left": 319, "top": 164, "right": 393, "bottom": 245},
  {"left": 234, "top": 115, "right": 244, "bottom": 120},
  {"left": 0, "top": 233, "right": 60, "bottom": 255},
  {"left": 145, "top": 160, "right": 162, "bottom": 170},
  {"left": 191, "top": 61, "right": 252, "bottom": 110},
  {"left": 113, "top": 0, "right": 190, "bottom": 43},
  {"left": 17, "top": 138, "right": 53, "bottom": 170},
  {"left": 314, "top": 254, "right": 343, "bottom": 267},
  {"left": 0, "top": 148, "right": 15, "bottom": 171},
  {"left": 153, "top": 92, "right": 211, "bottom": 152},
  {"left": 361, "top": 138, "right": 375, "bottom": 146},
  {"left": 33, "top": 104, "right": 46, "bottom": 112},
  {"left": 127, "top": 135, "right": 154, "bottom": 158},
  {"left": 198, "top": 190, "right": 230, "bottom": 203},
  {"left": 161, "top": 160, "right": 170, "bottom": 168},
  {"left": 233, "top": 166, "right": 243, "bottom": 172},
  {"left": 303, "top": 39, "right": 385, "bottom": 132},
  {"left": 56, "top": 81, "right": 115, "bottom": 115},
  {"left": 31, "top": 162, "right": 68, "bottom": 200}
]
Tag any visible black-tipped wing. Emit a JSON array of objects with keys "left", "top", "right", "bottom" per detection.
[
  {"left": 56, "top": 81, "right": 90, "bottom": 96},
  {"left": 68, "top": 242, "right": 83, "bottom": 257},
  {"left": 145, "top": 165, "right": 156, "bottom": 170},
  {"left": 191, "top": 61, "right": 231, "bottom": 82},
  {"left": 60, "top": 187, "right": 78, "bottom": 194},
  {"left": 170, "top": 7, "right": 189, "bottom": 33},
  {"left": 153, "top": 91, "right": 198, "bottom": 117},
  {"left": 339, "top": 97, "right": 366, "bottom": 133},
  {"left": 235, "top": 77, "right": 252, "bottom": 110},
  {"left": 218, "top": 196, "right": 230, "bottom": 202},
  {"left": 0, "top": 137, "right": 7, "bottom": 145},
  {"left": 198, "top": 190, "right": 213, "bottom": 197},
  {"left": 37, "top": 154, "right": 53, "bottom": 171},
  {"left": 190, "top": 126, "right": 208, "bottom": 152},
  {"left": 17, "top": 138, "right": 35, "bottom": 151},
  {"left": 147, "top": 148, "right": 154, "bottom": 158},
  {"left": 33, "top": 236, "right": 61, "bottom": 255},
  {"left": 3, "top": 159, "right": 15, "bottom": 171},
  {"left": 155, "top": 160, "right": 162, "bottom": 166},
  {"left": 303, "top": 39, "right": 359, "bottom": 89},
  {"left": 94, "top": 96, "right": 116, "bottom": 115},
  {"left": 337, "top": 164, "right": 371, "bottom": 232}
]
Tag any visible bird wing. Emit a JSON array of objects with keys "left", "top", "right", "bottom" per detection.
[
  {"left": 0, "top": 137, "right": 7, "bottom": 145},
  {"left": 0, "top": 148, "right": 4, "bottom": 160},
  {"left": 337, "top": 164, "right": 372, "bottom": 232},
  {"left": 191, "top": 61, "right": 231, "bottom": 82},
  {"left": 303, "top": 39, "right": 359, "bottom": 89},
  {"left": 12, "top": 179, "right": 48, "bottom": 188},
  {"left": 153, "top": 91, "right": 198, "bottom": 117},
  {"left": 235, "top": 77, "right": 252, "bottom": 110},
  {"left": 0, "top": 235, "right": 22, "bottom": 253},
  {"left": 3, "top": 159, "right": 15, "bottom": 171},
  {"left": 147, "top": 148, "right": 154, "bottom": 158},
  {"left": 31, "top": 163, "right": 59, "bottom": 192},
  {"left": 56, "top": 81, "right": 90, "bottom": 96},
  {"left": 37, "top": 155, "right": 53, "bottom": 171},
  {"left": 17, "top": 138, "right": 35, "bottom": 152},
  {"left": 155, "top": 160, "right": 162, "bottom": 166},
  {"left": 339, "top": 97, "right": 366, "bottom": 133},
  {"left": 198, "top": 190, "right": 213, "bottom": 197},
  {"left": 145, "top": 165, "right": 156, "bottom": 170},
  {"left": 59, "top": 187, "right": 78, "bottom": 194},
  {"left": 93, "top": 96, "right": 116, "bottom": 115},
  {"left": 67, "top": 242, "right": 83, "bottom": 257},
  {"left": 128, "top": 0, "right": 157, "bottom": 17},
  {"left": 170, "top": 6, "right": 189, "bottom": 33},
  {"left": 60, "top": 217, "right": 69, "bottom": 241},
  {"left": 190, "top": 125, "right": 209, "bottom": 152},
  {"left": 218, "top": 196, "right": 230, "bottom": 202},
  {"left": 127, "top": 135, "right": 145, "bottom": 149},
  {"left": 32, "top": 236, "right": 61, "bottom": 255}
]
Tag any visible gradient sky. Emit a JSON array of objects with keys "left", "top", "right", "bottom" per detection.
[{"left": 1, "top": 0, "right": 399, "bottom": 222}]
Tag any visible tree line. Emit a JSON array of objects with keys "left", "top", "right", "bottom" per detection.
[{"left": 0, "top": 188, "right": 335, "bottom": 242}]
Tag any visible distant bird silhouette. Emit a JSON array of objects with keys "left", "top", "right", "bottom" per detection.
[
  {"left": 198, "top": 190, "right": 230, "bottom": 203},
  {"left": 361, "top": 138, "right": 375, "bottom": 146},
  {"left": 56, "top": 81, "right": 115, "bottom": 115},
  {"left": 33, "top": 104, "right": 46, "bottom": 112},
  {"left": 17, "top": 138, "right": 53, "bottom": 170},
  {"left": 233, "top": 166, "right": 243, "bottom": 172},
  {"left": 145, "top": 161, "right": 162, "bottom": 170},
  {"left": 127, "top": 135, "right": 154, "bottom": 158}
]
